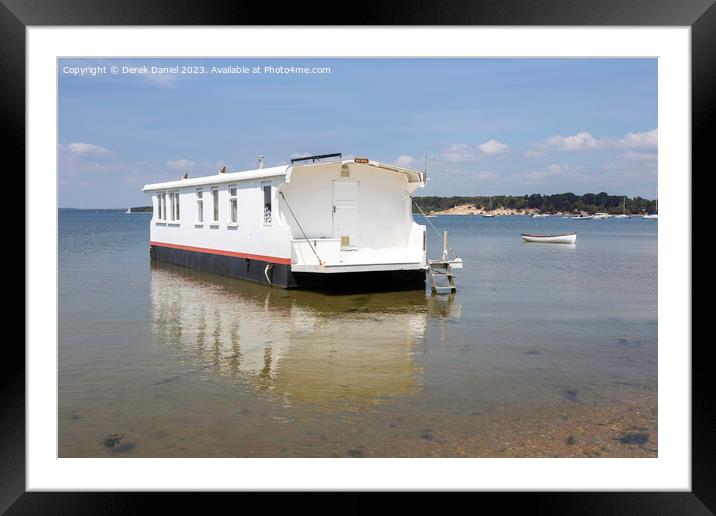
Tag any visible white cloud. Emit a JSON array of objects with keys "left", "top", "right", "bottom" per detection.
[
  {"left": 439, "top": 143, "right": 476, "bottom": 163},
  {"left": 620, "top": 150, "right": 658, "bottom": 162},
  {"left": 618, "top": 129, "right": 658, "bottom": 149},
  {"left": 65, "top": 142, "right": 111, "bottom": 156},
  {"left": 143, "top": 73, "right": 178, "bottom": 89},
  {"left": 478, "top": 139, "right": 509, "bottom": 155},
  {"left": 394, "top": 155, "right": 417, "bottom": 167},
  {"left": 166, "top": 158, "right": 196, "bottom": 170},
  {"left": 541, "top": 132, "right": 607, "bottom": 151},
  {"left": 59, "top": 143, "right": 115, "bottom": 179},
  {"left": 475, "top": 170, "right": 497, "bottom": 180},
  {"left": 532, "top": 128, "right": 658, "bottom": 152},
  {"left": 515, "top": 163, "right": 588, "bottom": 185},
  {"left": 546, "top": 164, "right": 568, "bottom": 174},
  {"left": 436, "top": 140, "right": 509, "bottom": 163}
]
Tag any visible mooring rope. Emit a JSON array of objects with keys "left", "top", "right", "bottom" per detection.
[
  {"left": 413, "top": 199, "right": 459, "bottom": 261},
  {"left": 413, "top": 200, "right": 442, "bottom": 238},
  {"left": 279, "top": 191, "right": 324, "bottom": 266}
]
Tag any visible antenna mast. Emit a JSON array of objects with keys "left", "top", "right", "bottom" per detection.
[{"left": 423, "top": 147, "right": 428, "bottom": 180}]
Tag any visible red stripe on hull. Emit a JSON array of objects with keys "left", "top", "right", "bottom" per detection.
[{"left": 150, "top": 241, "right": 291, "bottom": 265}]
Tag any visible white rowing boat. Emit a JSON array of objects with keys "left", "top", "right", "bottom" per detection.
[{"left": 521, "top": 232, "right": 577, "bottom": 244}]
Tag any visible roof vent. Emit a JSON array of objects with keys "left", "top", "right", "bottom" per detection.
[
  {"left": 218, "top": 166, "right": 226, "bottom": 174},
  {"left": 258, "top": 155, "right": 265, "bottom": 169}
]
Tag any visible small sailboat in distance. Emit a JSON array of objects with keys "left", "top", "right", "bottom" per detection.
[
  {"left": 482, "top": 196, "right": 496, "bottom": 218},
  {"left": 614, "top": 196, "right": 630, "bottom": 218},
  {"left": 643, "top": 197, "right": 658, "bottom": 219},
  {"left": 125, "top": 207, "right": 132, "bottom": 214}
]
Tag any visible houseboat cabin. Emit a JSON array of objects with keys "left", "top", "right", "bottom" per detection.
[{"left": 142, "top": 156, "right": 428, "bottom": 290}]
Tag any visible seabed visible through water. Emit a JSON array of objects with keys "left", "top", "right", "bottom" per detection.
[{"left": 59, "top": 211, "right": 658, "bottom": 458}]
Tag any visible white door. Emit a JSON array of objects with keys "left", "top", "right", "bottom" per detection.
[{"left": 333, "top": 181, "right": 359, "bottom": 249}]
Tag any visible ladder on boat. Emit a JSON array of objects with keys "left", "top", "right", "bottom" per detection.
[
  {"left": 427, "top": 230, "right": 461, "bottom": 294},
  {"left": 428, "top": 260, "right": 457, "bottom": 294}
]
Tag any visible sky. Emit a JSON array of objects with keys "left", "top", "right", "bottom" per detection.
[{"left": 58, "top": 58, "right": 657, "bottom": 208}]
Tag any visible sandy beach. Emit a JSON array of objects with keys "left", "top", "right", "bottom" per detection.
[{"left": 427, "top": 204, "right": 549, "bottom": 216}]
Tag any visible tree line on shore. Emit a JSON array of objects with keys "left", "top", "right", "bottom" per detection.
[{"left": 413, "top": 193, "right": 657, "bottom": 215}]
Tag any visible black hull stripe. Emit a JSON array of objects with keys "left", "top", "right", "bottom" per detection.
[{"left": 150, "top": 245, "right": 426, "bottom": 292}]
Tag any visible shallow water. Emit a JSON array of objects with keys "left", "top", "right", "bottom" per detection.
[{"left": 58, "top": 210, "right": 657, "bottom": 457}]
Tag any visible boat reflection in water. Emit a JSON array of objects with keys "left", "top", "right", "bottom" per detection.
[{"left": 150, "top": 263, "right": 461, "bottom": 412}]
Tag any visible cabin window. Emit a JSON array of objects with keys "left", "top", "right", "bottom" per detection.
[
  {"left": 211, "top": 187, "right": 219, "bottom": 223},
  {"left": 229, "top": 184, "right": 238, "bottom": 225},
  {"left": 157, "top": 192, "right": 166, "bottom": 221},
  {"left": 262, "top": 181, "right": 272, "bottom": 225},
  {"left": 195, "top": 189, "right": 204, "bottom": 224},
  {"left": 168, "top": 191, "right": 180, "bottom": 222}
]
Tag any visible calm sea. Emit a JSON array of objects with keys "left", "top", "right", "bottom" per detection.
[{"left": 58, "top": 210, "right": 657, "bottom": 457}]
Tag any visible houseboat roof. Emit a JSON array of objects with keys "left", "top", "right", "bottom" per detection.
[
  {"left": 141, "top": 159, "right": 424, "bottom": 192},
  {"left": 142, "top": 165, "right": 289, "bottom": 192}
]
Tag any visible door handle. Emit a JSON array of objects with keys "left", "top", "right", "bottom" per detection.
[{"left": 333, "top": 205, "right": 336, "bottom": 213}]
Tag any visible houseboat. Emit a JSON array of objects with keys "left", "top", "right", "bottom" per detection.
[{"left": 142, "top": 154, "right": 430, "bottom": 290}]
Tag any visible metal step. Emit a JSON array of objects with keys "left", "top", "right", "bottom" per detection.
[
  {"left": 427, "top": 230, "right": 460, "bottom": 294},
  {"left": 428, "top": 260, "right": 457, "bottom": 294}
]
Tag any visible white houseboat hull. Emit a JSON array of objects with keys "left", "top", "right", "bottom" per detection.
[{"left": 143, "top": 158, "right": 429, "bottom": 290}]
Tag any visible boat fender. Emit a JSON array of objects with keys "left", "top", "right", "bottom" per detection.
[{"left": 264, "top": 264, "right": 274, "bottom": 285}]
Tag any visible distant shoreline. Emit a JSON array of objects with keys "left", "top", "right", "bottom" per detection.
[
  {"left": 414, "top": 193, "right": 656, "bottom": 216},
  {"left": 60, "top": 206, "right": 153, "bottom": 212},
  {"left": 61, "top": 193, "right": 658, "bottom": 218},
  {"left": 424, "top": 204, "right": 538, "bottom": 216}
]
